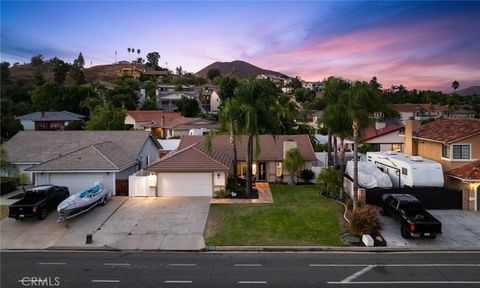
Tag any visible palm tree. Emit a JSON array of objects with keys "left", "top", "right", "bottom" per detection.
[
  {"left": 127, "top": 48, "right": 131, "bottom": 54},
  {"left": 137, "top": 49, "right": 141, "bottom": 55},
  {"left": 452, "top": 80, "right": 459, "bottom": 94},
  {"left": 235, "top": 79, "right": 280, "bottom": 195}
]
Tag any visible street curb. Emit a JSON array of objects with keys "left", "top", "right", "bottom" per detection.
[
  {"left": 207, "top": 246, "right": 480, "bottom": 252},
  {"left": 46, "top": 246, "right": 121, "bottom": 252}
]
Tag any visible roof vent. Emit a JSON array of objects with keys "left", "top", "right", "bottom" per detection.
[{"left": 411, "top": 156, "right": 424, "bottom": 162}]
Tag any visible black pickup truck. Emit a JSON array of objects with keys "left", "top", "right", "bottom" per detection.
[
  {"left": 8, "top": 185, "right": 70, "bottom": 220},
  {"left": 381, "top": 194, "right": 442, "bottom": 239}
]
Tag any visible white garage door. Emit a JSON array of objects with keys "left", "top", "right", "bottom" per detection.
[
  {"left": 157, "top": 173, "right": 212, "bottom": 196},
  {"left": 36, "top": 173, "right": 110, "bottom": 195}
]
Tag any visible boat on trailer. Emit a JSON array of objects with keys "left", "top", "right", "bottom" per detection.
[{"left": 57, "top": 182, "right": 109, "bottom": 223}]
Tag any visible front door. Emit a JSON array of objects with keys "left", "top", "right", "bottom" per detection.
[{"left": 258, "top": 162, "right": 267, "bottom": 182}]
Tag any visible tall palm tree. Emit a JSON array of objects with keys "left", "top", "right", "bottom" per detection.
[
  {"left": 137, "top": 49, "right": 141, "bottom": 55},
  {"left": 452, "top": 80, "right": 459, "bottom": 94},
  {"left": 127, "top": 48, "right": 131, "bottom": 54}
]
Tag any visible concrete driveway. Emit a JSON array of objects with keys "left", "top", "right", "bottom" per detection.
[
  {"left": 90, "top": 197, "right": 211, "bottom": 250},
  {"left": 380, "top": 210, "right": 480, "bottom": 247}
]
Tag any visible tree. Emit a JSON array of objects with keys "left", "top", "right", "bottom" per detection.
[
  {"left": 452, "top": 80, "right": 460, "bottom": 94},
  {"left": 146, "top": 52, "right": 160, "bottom": 69},
  {"left": 0, "top": 99, "right": 23, "bottom": 140},
  {"left": 213, "top": 75, "right": 239, "bottom": 103},
  {"left": 80, "top": 96, "right": 102, "bottom": 115},
  {"left": 50, "top": 57, "right": 70, "bottom": 84},
  {"left": 77, "top": 52, "right": 85, "bottom": 68},
  {"left": 290, "top": 77, "right": 302, "bottom": 90},
  {"left": 175, "top": 66, "right": 183, "bottom": 76},
  {"left": 85, "top": 104, "right": 127, "bottom": 130},
  {"left": 143, "top": 80, "right": 157, "bottom": 99},
  {"left": 294, "top": 87, "right": 315, "bottom": 103},
  {"left": 135, "top": 57, "right": 145, "bottom": 64},
  {"left": 31, "top": 54, "right": 44, "bottom": 66},
  {"left": 127, "top": 48, "right": 131, "bottom": 53},
  {"left": 1, "top": 62, "right": 10, "bottom": 87},
  {"left": 316, "top": 167, "right": 341, "bottom": 198},
  {"left": 174, "top": 84, "right": 184, "bottom": 91},
  {"left": 31, "top": 81, "right": 63, "bottom": 111},
  {"left": 207, "top": 68, "right": 221, "bottom": 82},
  {"left": 18, "top": 172, "right": 30, "bottom": 192},
  {"left": 33, "top": 68, "right": 45, "bottom": 86},
  {"left": 176, "top": 97, "right": 200, "bottom": 117},
  {"left": 0, "top": 143, "right": 18, "bottom": 176},
  {"left": 283, "top": 148, "right": 305, "bottom": 185},
  {"left": 140, "top": 97, "right": 158, "bottom": 110},
  {"left": 137, "top": 49, "right": 141, "bottom": 55}
]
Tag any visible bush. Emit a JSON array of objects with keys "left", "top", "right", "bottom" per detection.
[
  {"left": 345, "top": 198, "right": 365, "bottom": 211},
  {"left": 349, "top": 205, "right": 382, "bottom": 237},
  {"left": 215, "top": 189, "right": 229, "bottom": 198},
  {"left": 316, "top": 167, "right": 340, "bottom": 199},
  {"left": 300, "top": 169, "right": 315, "bottom": 183},
  {"left": 0, "top": 177, "right": 18, "bottom": 195}
]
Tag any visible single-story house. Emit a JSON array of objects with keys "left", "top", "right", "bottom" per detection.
[
  {"left": 16, "top": 111, "right": 85, "bottom": 131},
  {"left": 150, "top": 117, "right": 219, "bottom": 139},
  {"left": 347, "top": 121, "right": 404, "bottom": 152},
  {"left": 146, "top": 134, "right": 316, "bottom": 197},
  {"left": 4, "top": 131, "right": 161, "bottom": 195},
  {"left": 124, "top": 110, "right": 181, "bottom": 129}
]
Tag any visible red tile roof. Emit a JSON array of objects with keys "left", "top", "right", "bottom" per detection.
[
  {"left": 446, "top": 160, "right": 480, "bottom": 181},
  {"left": 178, "top": 135, "right": 317, "bottom": 162},
  {"left": 414, "top": 118, "right": 480, "bottom": 143},
  {"left": 346, "top": 123, "right": 403, "bottom": 142},
  {"left": 391, "top": 103, "right": 449, "bottom": 112},
  {"left": 127, "top": 111, "right": 181, "bottom": 122},
  {"left": 147, "top": 142, "right": 230, "bottom": 172}
]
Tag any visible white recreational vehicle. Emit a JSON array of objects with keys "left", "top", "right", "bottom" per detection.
[{"left": 366, "top": 151, "right": 444, "bottom": 188}]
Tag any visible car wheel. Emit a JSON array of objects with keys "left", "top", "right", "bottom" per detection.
[
  {"left": 401, "top": 226, "right": 410, "bottom": 239},
  {"left": 100, "top": 196, "right": 107, "bottom": 206},
  {"left": 38, "top": 208, "right": 47, "bottom": 220}
]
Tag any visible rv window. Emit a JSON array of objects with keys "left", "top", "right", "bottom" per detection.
[{"left": 402, "top": 168, "right": 408, "bottom": 176}]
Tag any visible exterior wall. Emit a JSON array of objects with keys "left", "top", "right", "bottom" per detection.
[
  {"left": 365, "top": 131, "right": 404, "bottom": 145},
  {"left": 404, "top": 120, "right": 421, "bottom": 155},
  {"left": 210, "top": 91, "right": 220, "bottom": 113},
  {"left": 172, "top": 129, "right": 189, "bottom": 138},
  {"left": 35, "top": 172, "right": 115, "bottom": 195},
  {"left": 116, "top": 165, "right": 137, "bottom": 180},
  {"left": 35, "top": 121, "right": 66, "bottom": 131},
  {"left": 138, "top": 137, "right": 160, "bottom": 170},
  {"left": 20, "top": 120, "right": 35, "bottom": 131},
  {"left": 124, "top": 115, "right": 137, "bottom": 127}
]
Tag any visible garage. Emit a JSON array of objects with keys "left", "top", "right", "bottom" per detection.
[
  {"left": 35, "top": 172, "right": 114, "bottom": 195},
  {"left": 157, "top": 172, "right": 212, "bottom": 196}
]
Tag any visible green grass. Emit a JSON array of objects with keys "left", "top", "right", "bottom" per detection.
[
  {"left": 205, "top": 184, "right": 346, "bottom": 246},
  {"left": 0, "top": 205, "right": 8, "bottom": 220}
]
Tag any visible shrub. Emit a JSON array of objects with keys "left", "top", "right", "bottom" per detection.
[
  {"left": 358, "top": 143, "right": 373, "bottom": 154},
  {"left": 316, "top": 167, "right": 340, "bottom": 199},
  {"left": 300, "top": 169, "right": 315, "bottom": 183},
  {"left": 349, "top": 205, "right": 382, "bottom": 237},
  {"left": 345, "top": 198, "right": 365, "bottom": 211},
  {"left": 0, "top": 177, "right": 18, "bottom": 195},
  {"left": 215, "top": 189, "right": 229, "bottom": 198}
]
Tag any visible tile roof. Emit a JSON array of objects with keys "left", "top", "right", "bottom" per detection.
[
  {"left": 391, "top": 103, "right": 449, "bottom": 112},
  {"left": 16, "top": 111, "right": 85, "bottom": 121},
  {"left": 414, "top": 118, "right": 480, "bottom": 143},
  {"left": 178, "top": 135, "right": 317, "bottom": 162},
  {"left": 4, "top": 131, "right": 159, "bottom": 163},
  {"left": 147, "top": 142, "right": 230, "bottom": 172},
  {"left": 159, "top": 117, "right": 218, "bottom": 130},
  {"left": 127, "top": 111, "right": 181, "bottom": 122},
  {"left": 446, "top": 160, "right": 480, "bottom": 181},
  {"left": 26, "top": 141, "right": 137, "bottom": 172},
  {"left": 346, "top": 123, "right": 404, "bottom": 141}
]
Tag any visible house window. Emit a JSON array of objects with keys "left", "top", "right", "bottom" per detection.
[
  {"left": 392, "top": 144, "right": 402, "bottom": 152},
  {"left": 452, "top": 144, "right": 470, "bottom": 160},
  {"left": 402, "top": 168, "right": 408, "bottom": 176},
  {"left": 442, "top": 144, "right": 450, "bottom": 158},
  {"left": 146, "top": 155, "right": 151, "bottom": 166},
  {"left": 276, "top": 162, "right": 283, "bottom": 177}
]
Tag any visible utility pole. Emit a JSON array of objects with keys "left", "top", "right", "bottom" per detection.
[{"left": 115, "top": 51, "right": 117, "bottom": 64}]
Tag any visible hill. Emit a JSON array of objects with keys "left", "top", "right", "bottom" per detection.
[
  {"left": 456, "top": 85, "right": 480, "bottom": 96},
  {"left": 195, "top": 60, "right": 289, "bottom": 79}
]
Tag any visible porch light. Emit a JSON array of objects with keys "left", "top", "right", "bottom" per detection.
[
  {"left": 252, "top": 163, "right": 257, "bottom": 175},
  {"left": 149, "top": 173, "right": 157, "bottom": 187}
]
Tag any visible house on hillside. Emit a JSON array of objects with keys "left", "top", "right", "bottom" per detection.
[
  {"left": 16, "top": 111, "right": 85, "bottom": 131},
  {"left": 404, "top": 118, "right": 480, "bottom": 210},
  {"left": 144, "top": 117, "right": 219, "bottom": 139},
  {"left": 4, "top": 131, "right": 161, "bottom": 195},
  {"left": 391, "top": 103, "right": 450, "bottom": 123},
  {"left": 124, "top": 110, "right": 181, "bottom": 129},
  {"left": 155, "top": 85, "right": 199, "bottom": 112},
  {"left": 117, "top": 66, "right": 143, "bottom": 80},
  {"left": 146, "top": 134, "right": 316, "bottom": 197}
]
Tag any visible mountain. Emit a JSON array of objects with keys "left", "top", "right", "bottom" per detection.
[
  {"left": 456, "top": 86, "right": 480, "bottom": 96},
  {"left": 195, "top": 60, "right": 289, "bottom": 79}
]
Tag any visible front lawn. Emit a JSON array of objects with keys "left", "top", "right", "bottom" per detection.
[{"left": 205, "top": 184, "right": 346, "bottom": 246}]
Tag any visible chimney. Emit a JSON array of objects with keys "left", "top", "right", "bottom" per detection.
[
  {"left": 40, "top": 111, "right": 45, "bottom": 118},
  {"left": 375, "top": 121, "right": 386, "bottom": 130},
  {"left": 160, "top": 116, "right": 165, "bottom": 127},
  {"left": 404, "top": 120, "right": 421, "bottom": 156}
]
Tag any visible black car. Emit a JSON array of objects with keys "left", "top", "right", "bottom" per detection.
[
  {"left": 381, "top": 194, "right": 442, "bottom": 239},
  {"left": 8, "top": 185, "right": 70, "bottom": 220}
]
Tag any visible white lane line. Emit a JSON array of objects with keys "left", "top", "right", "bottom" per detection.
[
  {"left": 310, "top": 263, "right": 480, "bottom": 267},
  {"left": 168, "top": 264, "right": 197, "bottom": 267},
  {"left": 310, "top": 264, "right": 369, "bottom": 267},
  {"left": 38, "top": 262, "right": 66, "bottom": 265},
  {"left": 341, "top": 265, "right": 376, "bottom": 283},
  {"left": 91, "top": 280, "right": 120, "bottom": 283},
  {"left": 104, "top": 263, "right": 131, "bottom": 266},
  {"left": 238, "top": 281, "right": 267, "bottom": 284},
  {"left": 235, "top": 264, "right": 263, "bottom": 267},
  {"left": 327, "top": 281, "right": 480, "bottom": 285},
  {"left": 164, "top": 280, "right": 193, "bottom": 283}
]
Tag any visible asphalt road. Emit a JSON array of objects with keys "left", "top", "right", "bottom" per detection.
[{"left": 2, "top": 251, "right": 480, "bottom": 287}]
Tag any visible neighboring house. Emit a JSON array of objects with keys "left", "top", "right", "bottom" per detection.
[
  {"left": 157, "top": 139, "right": 181, "bottom": 157},
  {"left": 391, "top": 103, "right": 450, "bottom": 123},
  {"left": 302, "top": 81, "right": 323, "bottom": 91},
  {"left": 404, "top": 118, "right": 480, "bottom": 210},
  {"left": 4, "top": 131, "right": 161, "bottom": 195},
  {"left": 16, "top": 111, "right": 85, "bottom": 131},
  {"left": 347, "top": 122, "right": 404, "bottom": 152},
  {"left": 142, "top": 70, "right": 169, "bottom": 80},
  {"left": 311, "top": 111, "right": 323, "bottom": 131},
  {"left": 124, "top": 110, "right": 181, "bottom": 129},
  {"left": 209, "top": 89, "right": 221, "bottom": 113},
  {"left": 117, "top": 66, "right": 143, "bottom": 80},
  {"left": 155, "top": 85, "right": 199, "bottom": 112},
  {"left": 151, "top": 117, "right": 219, "bottom": 139}
]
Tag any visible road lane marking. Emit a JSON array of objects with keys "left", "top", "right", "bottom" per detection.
[
  {"left": 310, "top": 263, "right": 480, "bottom": 267},
  {"left": 341, "top": 265, "right": 376, "bottom": 283},
  {"left": 38, "top": 262, "right": 66, "bottom": 265},
  {"left": 310, "top": 264, "right": 369, "bottom": 267},
  {"left": 164, "top": 280, "right": 193, "bottom": 283},
  {"left": 235, "top": 264, "right": 263, "bottom": 267},
  {"left": 168, "top": 264, "right": 197, "bottom": 267},
  {"left": 238, "top": 281, "right": 267, "bottom": 284},
  {"left": 328, "top": 281, "right": 480, "bottom": 285},
  {"left": 104, "top": 263, "right": 131, "bottom": 266},
  {"left": 91, "top": 280, "right": 120, "bottom": 283}
]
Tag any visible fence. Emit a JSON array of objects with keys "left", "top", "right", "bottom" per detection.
[{"left": 128, "top": 169, "right": 155, "bottom": 197}]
